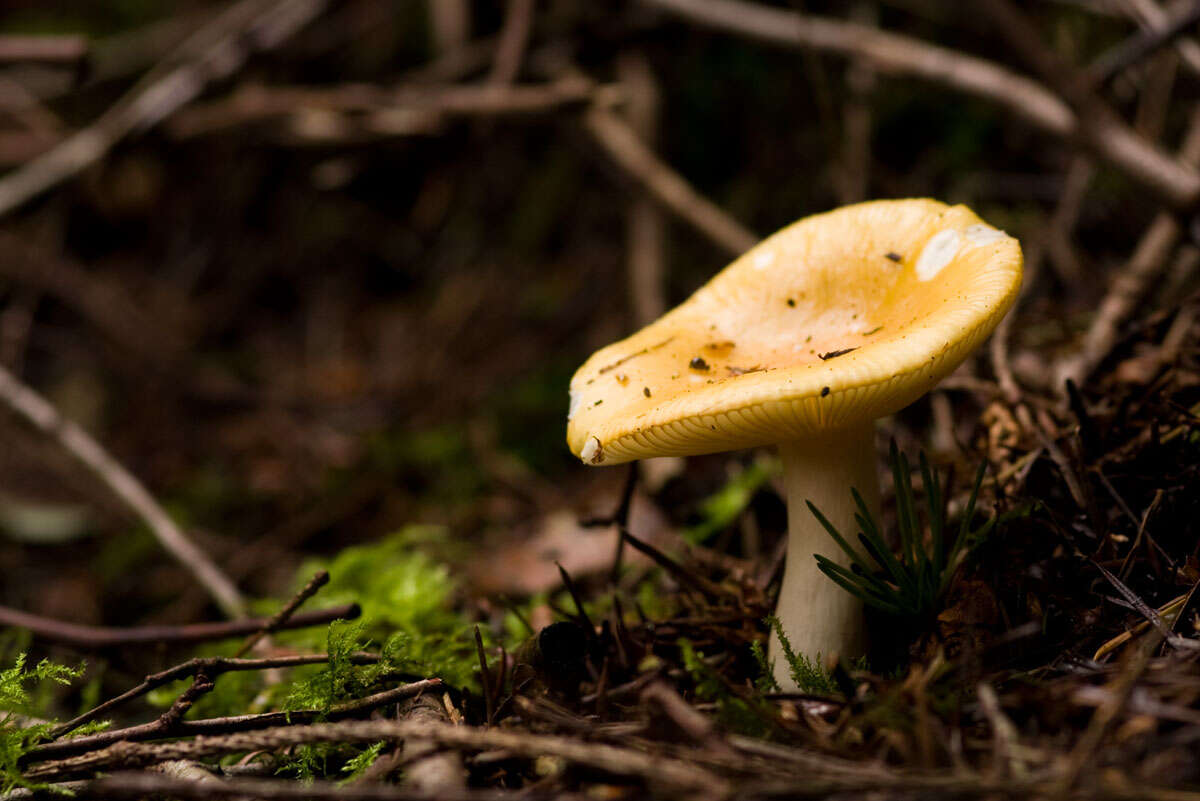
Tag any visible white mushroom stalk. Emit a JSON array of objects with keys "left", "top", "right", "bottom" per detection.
[
  {"left": 564, "top": 199, "right": 1023, "bottom": 694},
  {"left": 773, "top": 425, "right": 878, "bottom": 687}
]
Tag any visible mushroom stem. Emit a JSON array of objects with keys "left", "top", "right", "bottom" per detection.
[{"left": 771, "top": 423, "right": 878, "bottom": 690}]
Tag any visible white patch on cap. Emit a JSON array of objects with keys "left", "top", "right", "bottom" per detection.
[
  {"left": 964, "top": 223, "right": 1006, "bottom": 246},
  {"left": 753, "top": 250, "right": 775, "bottom": 270},
  {"left": 915, "top": 229, "right": 961, "bottom": 281},
  {"left": 567, "top": 390, "right": 582, "bottom": 420},
  {"left": 580, "top": 436, "right": 602, "bottom": 464}
]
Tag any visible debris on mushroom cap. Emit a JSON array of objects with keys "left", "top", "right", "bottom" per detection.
[{"left": 566, "top": 199, "right": 1022, "bottom": 464}]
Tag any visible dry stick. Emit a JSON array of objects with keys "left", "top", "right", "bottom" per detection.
[
  {"left": 975, "top": 682, "right": 1024, "bottom": 780},
  {"left": 1132, "top": 36, "right": 1181, "bottom": 142},
  {"left": 556, "top": 563, "right": 596, "bottom": 634},
  {"left": 0, "top": 602, "right": 358, "bottom": 650},
  {"left": 618, "top": 527, "right": 739, "bottom": 601},
  {"left": 1055, "top": 631, "right": 1164, "bottom": 792},
  {"left": 428, "top": 0, "right": 470, "bottom": 55},
  {"left": 835, "top": 1, "right": 876, "bottom": 205},
  {"left": 473, "top": 626, "right": 495, "bottom": 727},
  {"left": 982, "top": 0, "right": 1200, "bottom": 208},
  {"left": 29, "top": 679, "right": 442, "bottom": 764},
  {"left": 0, "top": 233, "right": 184, "bottom": 364},
  {"left": 46, "top": 652, "right": 377, "bottom": 742},
  {"left": 640, "top": 0, "right": 1200, "bottom": 210},
  {"left": 1043, "top": 156, "right": 1094, "bottom": 289},
  {"left": 234, "top": 570, "right": 329, "bottom": 657},
  {"left": 25, "top": 719, "right": 731, "bottom": 797},
  {"left": 78, "top": 770, "right": 1200, "bottom": 801},
  {"left": 1088, "top": 0, "right": 1200, "bottom": 84},
  {"left": 394, "top": 694, "right": 466, "bottom": 794},
  {"left": 85, "top": 772, "right": 503, "bottom": 801},
  {"left": 167, "top": 78, "right": 598, "bottom": 139},
  {"left": 641, "top": 681, "right": 736, "bottom": 756},
  {"left": 1121, "top": 0, "right": 1200, "bottom": 76},
  {"left": 1059, "top": 103, "right": 1200, "bottom": 387},
  {"left": 0, "top": 0, "right": 329, "bottom": 219},
  {"left": 488, "top": 0, "right": 535, "bottom": 85},
  {"left": 596, "top": 461, "right": 639, "bottom": 582},
  {"left": 154, "top": 676, "right": 215, "bottom": 731},
  {"left": 0, "top": 364, "right": 243, "bottom": 618},
  {"left": 618, "top": 51, "right": 668, "bottom": 328},
  {"left": 583, "top": 104, "right": 758, "bottom": 257},
  {"left": 0, "top": 35, "right": 87, "bottom": 65}
]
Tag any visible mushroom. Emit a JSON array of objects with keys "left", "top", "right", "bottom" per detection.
[{"left": 566, "top": 199, "right": 1022, "bottom": 689}]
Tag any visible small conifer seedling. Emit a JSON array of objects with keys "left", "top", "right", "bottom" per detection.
[{"left": 811, "top": 441, "right": 994, "bottom": 620}]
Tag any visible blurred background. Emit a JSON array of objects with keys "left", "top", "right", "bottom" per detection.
[{"left": 0, "top": 0, "right": 1194, "bottom": 635}]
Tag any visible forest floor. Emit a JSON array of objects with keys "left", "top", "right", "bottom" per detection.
[{"left": 2, "top": 0, "right": 1200, "bottom": 799}]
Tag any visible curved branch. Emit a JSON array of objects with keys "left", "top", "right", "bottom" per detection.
[{"left": 641, "top": 0, "right": 1200, "bottom": 210}]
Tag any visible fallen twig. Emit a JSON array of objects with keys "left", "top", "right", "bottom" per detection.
[
  {"left": 82, "top": 772, "right": 501, "bottom": 801},
  {"left": 488, "top": 0, "right": 535, "bottom": 85},
  {"left": 641, "top": 0, "right": 1200, "bottom": 209},
  {"left": 0, "top": 0, "right": 329, "bottom": 218},
  {"left": 1054, "top": 629, "right": 1164, "bottom": 793},
  {"left": 29, "top": 679, "right": 441, "bottom": 763},
  {"left": 234, "top": 570, "right": 329, "bottom": 657},
  {"left": 0, "top": 36, "right": 88, "bottom": 66},
  {"left": 582, "top": 103, "right": 758, "bottom": 257},
  {"left": 48, "top": 650, "right": 372, "bottom": 741},
  {"left": 1088, "top": 1, "right": 1200, "bottom": 85},
  {"left": 167, "top": 77, "right": 599, "bottom": 139},
  {"left": 0, "top": 363, "right": 245, "bottom": 618},
  {"left": 1058, "top": 103, "right": 1200, "bottom": 387},
  {"left": 24, "top": 718, "right": 732, "bottom": 797},
  {"left": 0, "top": 602, "right": 359, "bottom": 649}
]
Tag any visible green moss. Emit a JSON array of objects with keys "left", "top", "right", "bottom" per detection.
[
  {"left": 282, "top": 528, "right": 481, "bottom": 689},
  {"left": 152, "top": 528, "right": 481, "bottom": 723}
]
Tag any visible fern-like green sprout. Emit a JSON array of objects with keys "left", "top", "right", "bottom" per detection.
[
  {"left": 763, "top": 616, "right": 836, "bottom": 695},
  {"left": 0, "top": 654, "right": 94, "bottom": 794},
  {"left": 811, "top": 441, "right": 994, "bottom": 619}
]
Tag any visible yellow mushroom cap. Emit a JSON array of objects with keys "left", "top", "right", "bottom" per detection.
[{"left": 567, "top": 199, "right": 1022, "bottom": 465}]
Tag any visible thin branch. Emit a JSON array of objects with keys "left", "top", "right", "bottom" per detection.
[
  {"left": 1120, "top": 0, "right": 1200, "bottom": 76},
  {"left": 0, "top": 233, "right": 185, "bottom": 364},
  {"left": 617, "top": 526, "right": 740, "bottom": 601},
  {"left": 0, "top": 36, "right": 88, "bottom": 65},
  {"left": 0, "top": 363, "right": 244, "bottom": 618},
  {"left": 83, "top": 772, "right": 502, "bottom": 801},
  {"left": 1054, "top": 629, "right": 1163, "bottom": 792},
  {"left": 641, "top": 0, "right": 1200, "bottom": 210},
  {"left": 0, "top": 0, "right": 329, "bottom": 219},
  {"left": 428, "top": 0, "right": 470, "bottom": 55},
  {"left": 234, "top": 570, "right": 329, "bottom": 657},
  {"left": 618, "top": 50, "right": 668, "bottom": 328},
  {"left": 25, "top": 718, "right": 730, "bottom": 797},
  {"left": 1088, "top": 0, "right": 1200, "bottom": 84},
  {"left": 0, "top": 602, "right": 359, "bottom": 650},
  {"left": 49, "top": 652, "right": 369, "bottom": 741},
  {"left": 488, "top": 0, "right": 536, "bottom": 85},
  {"left": 473, "top": 626, "right": 495, "bottom": 726},
  {"left": 394, "top": 694, "right": 466, "bottom": 794},
  {"left": 29, "top": 679, "right": 442, "bottom": 763},
  {"left": 583, "top": 104, "right": 758, "bottom": 256},
  {"left": 1058, "top": 103, "right": 1200, "bottom": 386},
  {"left": 167, "top": 77, "right": 598, "bottom": 140}
]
